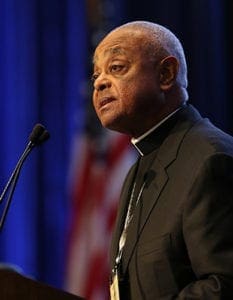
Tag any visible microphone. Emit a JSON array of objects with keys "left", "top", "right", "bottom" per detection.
[{"left": 0, "top": 124, "right": 50, "bottom": 230}]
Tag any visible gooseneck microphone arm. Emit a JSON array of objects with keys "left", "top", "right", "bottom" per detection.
[{"left": 0, "top": 124, "right": 50, "bottom": 230}]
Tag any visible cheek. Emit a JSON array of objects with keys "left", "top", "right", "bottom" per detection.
[
  {"left": 92, "top": 92, "right": 98, "bottom": 112},
  {"left": 117, "top": 81, "right": 137, "bottom": 105},
  {"left": 118, "top": 82, "right": 150, "bottom": 113},
  {"left": 116, "top": 90, "right": 134, "bottom": 116}
]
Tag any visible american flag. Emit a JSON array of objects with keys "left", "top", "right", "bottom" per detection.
[{"left": 65, "top": 129, "right": 135, "bottom": 300}]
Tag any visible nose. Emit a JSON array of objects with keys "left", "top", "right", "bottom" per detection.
[{"left": 94, "top": 74, "right": 111, "bottom": 91}]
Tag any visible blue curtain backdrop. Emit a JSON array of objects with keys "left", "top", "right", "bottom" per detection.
[
  {"left": 0, "top": 0, "right": 87, "bottom": 289},
  {"left": 0, "top": 0, "right": 232, "bottom": 294}
]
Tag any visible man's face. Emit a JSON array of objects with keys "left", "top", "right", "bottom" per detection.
[{"left": 92, "top": 29, "right": 164, "bottom": 137}]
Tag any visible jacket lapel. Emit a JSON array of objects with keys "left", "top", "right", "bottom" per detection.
[
  {"left": 121, "top": 158, "right": 168, "bottom": 274},
  {"left": 111, "top": 105, "right": 203, "bottom": 274},
  {"left": 110, "top": 162, "right": 138, "bottom": 269}
]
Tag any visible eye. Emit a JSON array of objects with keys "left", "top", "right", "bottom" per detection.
[
  {"left": 109, "top": 64, "right": 125, "bottom": 73},
  {"left": 91, "top": 73, "right": 99, "bottom": 82}
]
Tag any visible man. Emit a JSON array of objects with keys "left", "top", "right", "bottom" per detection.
[{"left": 92, "top": 21, "right": 233, "bottom": 299}]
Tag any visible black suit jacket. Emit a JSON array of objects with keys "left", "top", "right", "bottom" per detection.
[{"left": 110, "top": 104, "right": 233, "bottom": 299}]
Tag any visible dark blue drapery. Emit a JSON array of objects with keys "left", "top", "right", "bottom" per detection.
[{"left": 0, "top": 0, "right": 87, "bottom": 288}]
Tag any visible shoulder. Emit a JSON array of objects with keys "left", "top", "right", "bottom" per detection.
[
  {"left": 179, "top": 115, "right": 233, "bottom": 159},
  {"left": 168, "top": 115, "right": 233, "bottom": 182}
]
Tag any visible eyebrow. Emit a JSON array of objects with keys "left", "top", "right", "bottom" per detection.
[
  {"left": 93, "top": 46, "right": 126, "bottom": 64},
  {"left": 107, "top": 47, "right": 126, "bottom": 55}
]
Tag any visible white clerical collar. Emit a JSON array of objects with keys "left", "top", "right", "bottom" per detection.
[{"left": 131, "top": 108, "right": 181, "bottom": 156}]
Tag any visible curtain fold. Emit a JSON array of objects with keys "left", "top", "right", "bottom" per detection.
[{"left": 0, "top": 0, "right": 87, "bottom": 289}]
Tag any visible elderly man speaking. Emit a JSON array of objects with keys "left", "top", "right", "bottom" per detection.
[{"left": 92, "top": 21, "right": 233, "bottom": 299}]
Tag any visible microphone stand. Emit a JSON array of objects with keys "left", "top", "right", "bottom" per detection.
[
  {"left": 0, "top": 142, "right": 34, "bottom": 230},
  {"left": 0, "top": 124, "right": 50, "bottom": 231}
]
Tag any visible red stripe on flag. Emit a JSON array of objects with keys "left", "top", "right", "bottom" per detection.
[{"left": 65, "top": 132, "right": 135, "bottom": 299}]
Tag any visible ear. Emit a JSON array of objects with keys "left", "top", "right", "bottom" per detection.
[{"left": 159, "top": 56, "right": 179, "bottom": 91}]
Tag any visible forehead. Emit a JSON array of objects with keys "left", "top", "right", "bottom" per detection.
[{"left": 93, "top": 29, "right": 145, "bottom": 64}]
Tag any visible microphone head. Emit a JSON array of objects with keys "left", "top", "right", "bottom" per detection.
[
  {"left": 29, "top": 124, "right": 50, "bottom": 145},
  {"left": 38, "top": 130, "right": 50, "bottom": 145}
]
